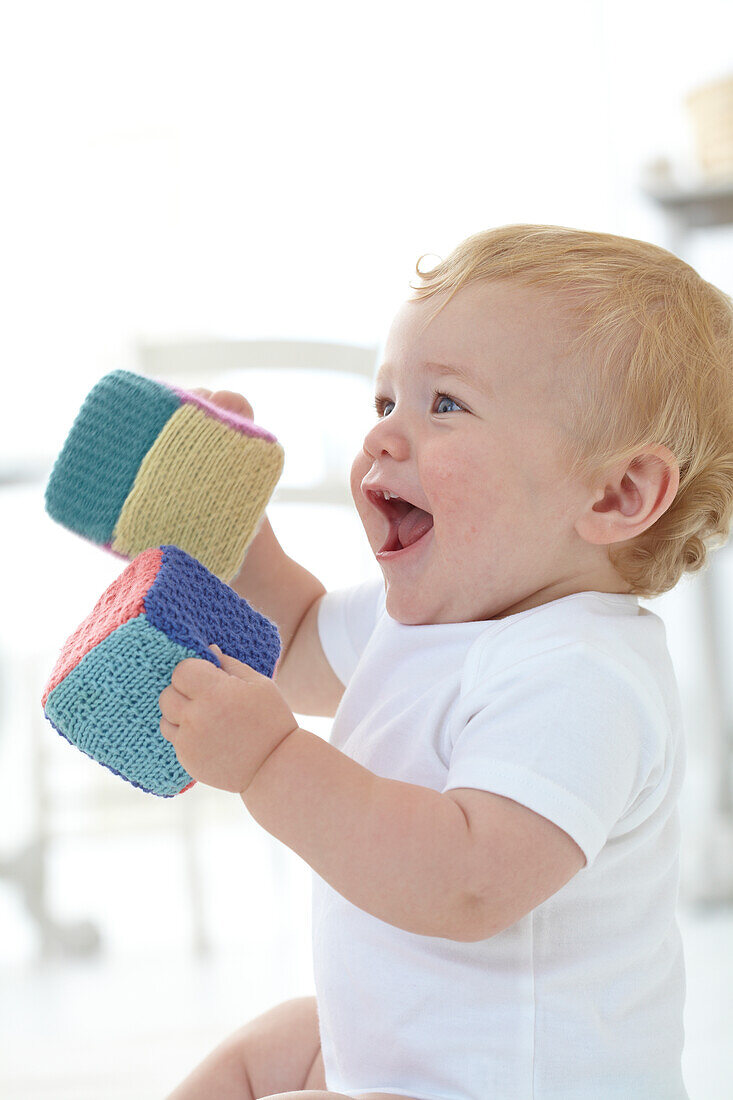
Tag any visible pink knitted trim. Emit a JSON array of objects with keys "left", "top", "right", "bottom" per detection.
[
  {"left": 41, "top": 547, "right": 163, "bottom": 707},
  {"left": 102, "top": 541, "right": 131, "bottom": 561},
  {"left": 162, "top": 382, "right": 278, "bottom": 443}
]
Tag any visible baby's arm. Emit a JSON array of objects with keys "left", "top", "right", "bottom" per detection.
[
  {"left": 243, "top": 735, "right": 585, "bottom": 940},
  {"left": 231, "top": 514, "right": 343, "bottom": 717},
  {"left": 242, "top": 726, "right": 484, "bottom": 940}
]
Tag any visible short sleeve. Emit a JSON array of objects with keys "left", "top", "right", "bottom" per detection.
[
  {"left": 317, "top": 575, "right": 386, "bottom": 687},
  {"left": 442, "top": 641, "right": 665, "bottom": 868}
]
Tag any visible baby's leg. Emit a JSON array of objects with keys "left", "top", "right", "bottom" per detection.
[{"left": 166, "top": 995, "right": 324, "bottom": 1099}]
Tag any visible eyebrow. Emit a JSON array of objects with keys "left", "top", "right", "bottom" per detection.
[{"left": 374, "top": 361, "right": 493, "bottom": 396}]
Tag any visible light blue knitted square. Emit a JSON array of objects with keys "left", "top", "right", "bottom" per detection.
[{"left": 44, "top": 614, "right": 196, "bottom": 797}]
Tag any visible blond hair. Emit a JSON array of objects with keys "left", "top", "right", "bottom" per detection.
[{"left": 408, "top": 224, "right": 733, "bottom": 599}]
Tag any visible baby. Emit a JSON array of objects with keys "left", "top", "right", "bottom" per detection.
[{"left": 162, "top": 224, "right": 733, "bottom": 1100}]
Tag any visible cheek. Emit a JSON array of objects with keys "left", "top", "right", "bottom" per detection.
[
  {"left": 424, "top": 447, "right": 478, "bottom": 502},
  {"left": 424, "top": 450, "right": 485, "bottom": 539},
  {"left": 426, "top": 445, "right": 527, "bottom": 549}
]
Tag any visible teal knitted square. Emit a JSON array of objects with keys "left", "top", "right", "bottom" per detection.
[{"left": 45, "top": 370, "right": 182, "bottom": 545}]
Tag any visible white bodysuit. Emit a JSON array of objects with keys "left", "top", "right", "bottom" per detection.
[{"left": 312, "top": 579, "right": 688, "bottom": 1100}]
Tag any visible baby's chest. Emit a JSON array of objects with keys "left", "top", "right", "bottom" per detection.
[{"left": 332, "top": 675, "right": 462, "bottom": 790}]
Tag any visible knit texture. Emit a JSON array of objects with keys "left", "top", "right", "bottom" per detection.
[
  {"left": 45, "top": 371, "right": 180, "bottom": 545},
  {"left": 42, "top": 545, "right": 282, "bottom": 797},
  {"left": 42, "top": 546, "right": 164, "bottom": 703},
  {"left": 44, "top": 369, "right": 285, "bottom": 582}
]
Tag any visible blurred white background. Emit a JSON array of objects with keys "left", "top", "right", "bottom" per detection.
[{"left": 1, "top": 0, "right": 733, "bottom": 1097}]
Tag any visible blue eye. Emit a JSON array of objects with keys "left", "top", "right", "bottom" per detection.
[
  {"left": 373, "top": 395, "right": 396, "bottom": 416},
  {"left": 434, "top": 392, "right": 462, "bottom": 414},
  {"left": 373, "top": 389, "right": 463, "bottom": 417}
]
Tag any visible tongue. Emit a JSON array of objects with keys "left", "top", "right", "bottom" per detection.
[{"left": 398, "top": 506, "right": 434, "bottom": 548}]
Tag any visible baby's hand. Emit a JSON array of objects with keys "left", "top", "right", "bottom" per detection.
[
  {"left": 159, "top": 645, "right": 299, "bottom": 795},
  {"left": 190, "top": 387, "right": 255, "bottom": 422}
]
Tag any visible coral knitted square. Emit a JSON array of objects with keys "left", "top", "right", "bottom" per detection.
[
  {"left": 44, "top": 370, "right": 285, "bottom": 582},
  {"left": 41, "top": 545, "right": 281, "bottom": 797}
]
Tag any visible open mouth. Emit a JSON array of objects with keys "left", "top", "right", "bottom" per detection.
[{"left": 366, "top": 491, "right": 435, "bottom": 554}]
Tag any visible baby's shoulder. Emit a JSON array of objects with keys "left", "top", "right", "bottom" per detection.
[{"left": 461, "top": 592, "right": 652, "bottom": 696}]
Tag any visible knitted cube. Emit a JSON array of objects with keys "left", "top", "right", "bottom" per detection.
[
  {"left": 41, "top": 545, "right": 281, "bottom": 797},
  {"left": 44, "top": 369, "right": 285, "bottom": 582}
]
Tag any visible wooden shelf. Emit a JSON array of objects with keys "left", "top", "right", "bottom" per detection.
[{"left": 641, "top": 178, "right": 733, "bottom": 229}]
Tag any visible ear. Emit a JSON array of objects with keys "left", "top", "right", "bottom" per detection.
[{"left": 575, "top": 444, "right": 680, "bottom": 547}]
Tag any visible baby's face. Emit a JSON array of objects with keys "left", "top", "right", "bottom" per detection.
[{"left": 351, "top": 278, "right": 610, "bottom": 624}]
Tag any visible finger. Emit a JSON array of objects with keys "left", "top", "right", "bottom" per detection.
[
  {"left": 159, "top": 684, "right": 188, "bottom": 723},
  {"left": 212, "top": 649, "right": 257, "bottom": 680},
  {"left": 159, "top": 714, "right": 179, "bottom": 742},
  {"left": 209, "top": 390, "right": 255, "bottom": 420},
  {"left": 171, "top": 657, "right": 219, "bottom": 696},
  {"left": 190, "top": 386, "right": 213, "bottom": 399},
  {"left": 207, "top": 643, "right": 236, "bottom": 666}
]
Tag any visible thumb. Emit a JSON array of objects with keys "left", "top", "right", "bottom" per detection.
[{"left": 209, "top": 644, "right": 256, "bottom": 679}]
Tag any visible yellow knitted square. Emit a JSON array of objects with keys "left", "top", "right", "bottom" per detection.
[{"left": 111, "top": 403, "right": 284, "bottom": 581}]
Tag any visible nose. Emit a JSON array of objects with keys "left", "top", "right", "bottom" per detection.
[{"left": 362, "top": 411, "right": 411, "bottom": 461}]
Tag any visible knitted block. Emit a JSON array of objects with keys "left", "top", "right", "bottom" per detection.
[
  {"left": 44, "top": 369, "right": 285, "bottom": 582},
  {"left": 41, "top": 545, "right": 281, "bottom": 797}
]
